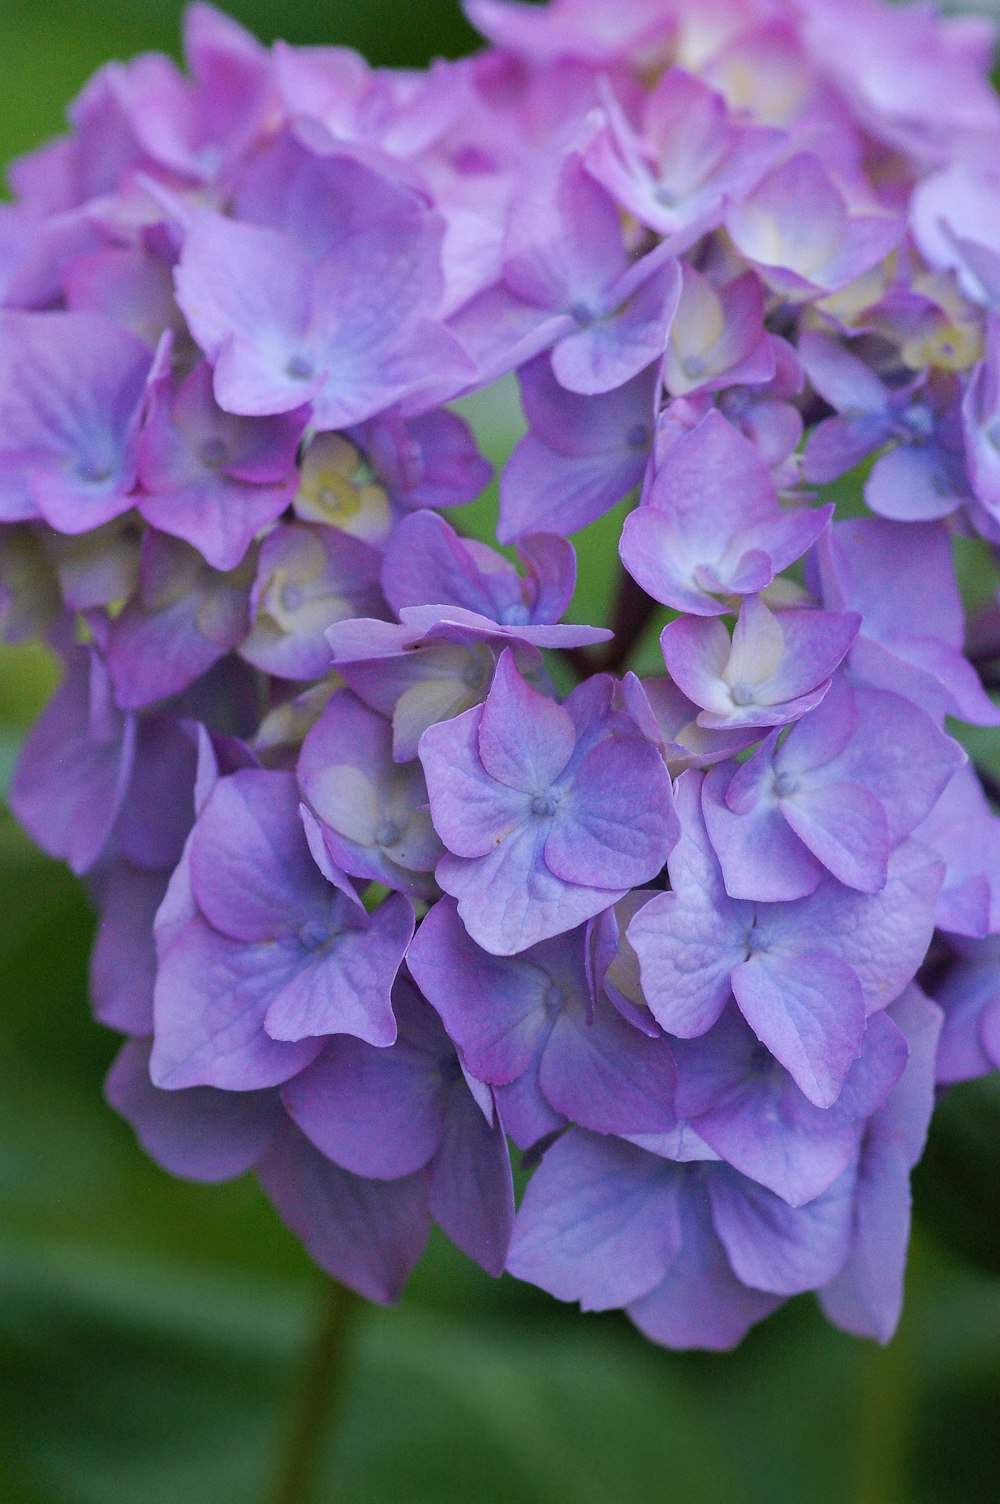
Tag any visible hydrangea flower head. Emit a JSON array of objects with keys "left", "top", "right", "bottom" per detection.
[{"left": 2, "top": 0, "right": 999, "bottom": 1354}]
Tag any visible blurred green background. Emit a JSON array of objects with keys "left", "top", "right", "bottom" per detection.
[{"left": 2, "top": 3, "right": 1000, "bottom": 1501}]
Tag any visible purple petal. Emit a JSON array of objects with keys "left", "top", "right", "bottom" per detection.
[
  {"left": 780, "top": 780, "right": 889, "bottom": 893},
  {"left": 506, "top": 1131, "right": 683, "bottom": 1311},
  {"left": 150, "top": 918, "right": 323, "bottom": 1089},
  {"left": 437, "top": 819, "right": 625, "bottom": 956},
  {"left": 430, "top": 1083, "right": 514, "bottom": 1276},
  {"left": 0, "top": 310, "right": 151, "bottom": 530},
  {"left": 732, "top": 950, "right": 867, "bottom": 1109},
  {"left": 551, "top": 258, "right": 681, "bottom": 395},
  {"left": 106, "top": 1037, "right": 282, "bottom": 1182},
  {"left": 545, "top": 732, "right": 677, "bottom": 889},
  {"left": 10, "top": 647, "right": 135, "bottom": 876},
  {"left": 257, "top": 1125, "right": 430, "bottom": 1303},
  {"left": 764, "top": 841, "right": 943, "bottom": 1012},
  {"left": 703, "top": 759, "right": 824, "bottom": 903},
  {"left": 627, "top": 1178, "right": 782, "bottom": 1350},
  {"left": 419, "top": 703, "right": 529, "bottom": 859},
  {"left": 190, "top": 770, "right": 325, "bottom": 942},
  {"left": 263, "top": 893, "right": 410, "bottom": 1048},
  {"left": 90, "top": 861, "right": 167, "bottom": 1034},
  {"left": 406, "top": 896, "right": 556, "bottom": 1082},
  {"left": 175, "top": 213, "right": 319, "bottom": 416},
  {"left": 477, "top": 649, "right": 576, "bottom": 790},
  {"left": 707, "top": 1165, "right": 855, "bottom": 1294},
  {"left": 282, "top": 1032, "right": 445, "bottom": 1178},
  {"left": 541, "top": 996, "right": 677, "bottom": 1135}
]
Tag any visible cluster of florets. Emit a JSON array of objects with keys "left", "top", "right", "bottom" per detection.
[{"left": 3, "top": 0, "right": 1000, "bottom": 1347}]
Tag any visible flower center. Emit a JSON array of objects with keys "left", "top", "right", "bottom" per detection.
[
  {"left": 298, "top": 918, "right": 333, "bottom": 951},
  {"left": 543, "top": 984, "right": 565, "bottom": 1016},
  {"left": 899, "top": 403, "right": 934, "bottom": 442},
  {"left": 746, "top": 926, "right": 768, "bottom": 954},
  {"left": 199, "top": 437, "right": 229, "bottom": 471},
  {"left": 530, "top": 791, "right": 560, "bottom": 818},
  {"left": 78, "top": 458, "right": 114, "bottom": 485},
  {"left": 374, "top": 818, "right": 403, "bottom": 848}
]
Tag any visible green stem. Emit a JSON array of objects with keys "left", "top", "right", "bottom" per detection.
[
  {"left": 267, "top": 1278, "right": 360, "bottom": 1504},
  {"left": 853, "top": 1237, "right": 927, "bottom": 1504},
  {"left": 854, "top": 1329, "right": 909, "bottom": 1504}
]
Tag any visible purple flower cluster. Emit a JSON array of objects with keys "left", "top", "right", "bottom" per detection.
[{"left": 4, "top": 0, "right": 1000, "bottom": 1347}]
